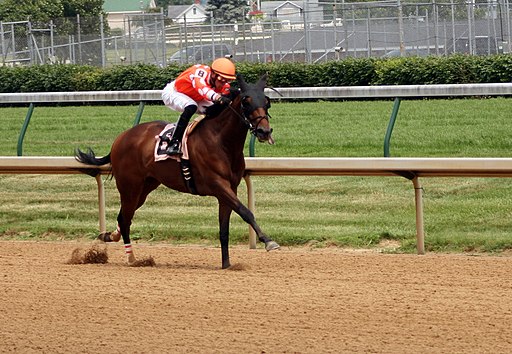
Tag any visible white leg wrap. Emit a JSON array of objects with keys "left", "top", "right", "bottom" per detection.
[{"left": 124, "top": 243, "right": 135, "bottom": 264}]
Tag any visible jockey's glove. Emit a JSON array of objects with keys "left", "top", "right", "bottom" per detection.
[{"left": 217, "top": 96, "right": 231, "bottom": 105}]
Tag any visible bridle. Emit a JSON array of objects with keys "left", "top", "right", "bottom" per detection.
[{"left": 227, "top": 95, "right": 272, "bottom": 137}]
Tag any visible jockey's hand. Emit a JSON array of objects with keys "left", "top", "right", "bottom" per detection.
[{"left": 216, "top": 96, "right": 231, "bottom": 105}]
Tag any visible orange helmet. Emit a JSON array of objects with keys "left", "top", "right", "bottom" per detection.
[{"left": 211, "top": 58, "right": 236, "bottom": 80}]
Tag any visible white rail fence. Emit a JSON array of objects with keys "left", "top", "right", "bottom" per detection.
[
  {"left": 0, "top": 157, "right": 111, "bottom": 234},
  {"left": 244, "top": 157, "right": 512, "bottom": 252},
  {"left": 1, "top": 83, "right": 512, "bottom": 252},
  {"left": 1, "top": 83, "right": 511, "bottom": 103},
  {"left": 2, "top": 156, "right": 512, "bottom": 253}
]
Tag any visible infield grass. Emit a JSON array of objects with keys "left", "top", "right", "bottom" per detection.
[{"left": 1, "top": 98, "right": 512, "bottom": 253}]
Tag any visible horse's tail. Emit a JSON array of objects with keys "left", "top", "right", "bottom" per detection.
[{"left": 75, "top": 147, "right": 111, "bottom": 166}]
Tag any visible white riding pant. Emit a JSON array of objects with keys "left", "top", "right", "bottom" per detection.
[{"left": 162, "top": 81, "right": 213, "bottom": 114}]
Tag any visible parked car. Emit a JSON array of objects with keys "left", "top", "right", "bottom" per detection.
[{"left": 168, "top": 44, "right": 233, "bottom": 64}]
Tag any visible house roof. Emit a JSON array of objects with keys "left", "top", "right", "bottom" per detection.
[
  {"left": 260, "top": 1, "right": 303, "bottom": 13},
  {"left": 259, "top": 1, "right": 322, "bottom": 21},
  {"left": 168, "top": 4, "right": 206, "bottom": 20},
  {"left": 103, "top": 0, "right": 156, "bottom": 13},
  {"left": 274, "top": 1, "right": 302, "bottom": 11}
]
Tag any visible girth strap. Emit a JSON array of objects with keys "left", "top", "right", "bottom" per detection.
[{"left": 180, "top": 159, "right": 197, "bottom": 195}]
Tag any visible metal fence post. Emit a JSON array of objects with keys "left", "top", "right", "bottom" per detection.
[
  {"left": 77, "top": 14, "right": 82, "bottom": 64},
  {"left": 17, "top": 103, "right": 35, "bottom": 156},
  {"left": 100, "top": 15, "right": 106, "bottom": 68},
  {"left": 384, "top": 98, "right": 402, "bottom": 157},
  {"left": 0, "top": 21, "right": 5, "bottom": 66}
]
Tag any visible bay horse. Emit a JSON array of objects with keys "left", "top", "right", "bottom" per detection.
[{"left": 75, "top": 74, "right": 280, "bottom": 269}]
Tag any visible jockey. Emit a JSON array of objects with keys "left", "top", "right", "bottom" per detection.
[{"left": 161, "top": 57, "right": 236, "bottom": 156}]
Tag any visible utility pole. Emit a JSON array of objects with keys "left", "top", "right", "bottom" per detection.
[{"left": 397, "top": 0, "right": 405, "bottom": 56}]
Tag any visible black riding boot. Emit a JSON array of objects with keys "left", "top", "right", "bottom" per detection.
[{"left": 166, "top": 105, "right": 197, "bottom": 156}]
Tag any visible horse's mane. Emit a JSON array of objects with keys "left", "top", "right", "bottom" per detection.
[{"left": 204, "top": 88, "right": 241, "bottom": 119}]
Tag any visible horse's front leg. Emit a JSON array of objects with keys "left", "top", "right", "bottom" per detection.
[
  {"left": 218, "top": 202, "right": 232, "bottom": 269},
  {"left": 234, "top": 203, "right": 280, "bottom": 251},
  {"left": 217, "top": 184, "right": 280, "bottom": 253}
]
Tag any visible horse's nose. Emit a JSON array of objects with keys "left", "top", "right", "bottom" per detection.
[{"left": 256, "top": 127, "right": 274, "bottom": 144}]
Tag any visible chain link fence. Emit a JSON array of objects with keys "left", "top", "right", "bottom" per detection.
[{"left": 1, "top": 1, "right": 511, "bottom": 67}]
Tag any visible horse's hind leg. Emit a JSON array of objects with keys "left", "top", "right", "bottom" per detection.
[
  {"left": 114, "top": 178, "right": 160, "bottom": 264},
  {"left": 95, "top": 196, "right": 138, "bottom": 263},
  {"left": 117, "top": 206, "right": 137, "bottom": 264}
]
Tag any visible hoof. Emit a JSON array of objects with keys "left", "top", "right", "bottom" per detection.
[
  {"left": 126, "top": 253, "right": 136, "bottom": 265},
  {"left": 110, "top": 229, "right": 121, "bottom": 242},
  {"left": 222, "top": 263, "right": 231, "bottom": 270},
  {"left": 97, "top": 231, "right": 120, "bottom": 242},
  {"left": 265, "top": 241, "right": 280, "bottom": 251},
  {"left": 97, "top": 232, "right": 111, "bottom": 242}
]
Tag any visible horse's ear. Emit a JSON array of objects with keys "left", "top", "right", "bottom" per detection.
[
  {"left": 237, "top": 74, "right": 248, "bottom": 92},
  {"left": 257, "top": 73, "right": 268, "bottom": 90},
  {"left": 265, "top": 96, "right": 271, "bottom": 109}
]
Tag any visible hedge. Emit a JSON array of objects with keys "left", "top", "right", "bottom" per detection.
[{"left": 0, "top": 54, "right": 511, "bottom": 93}]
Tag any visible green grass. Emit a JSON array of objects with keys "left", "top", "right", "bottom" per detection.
[{"left": 2, "top": 98, "right": 512, "bottom": 253}]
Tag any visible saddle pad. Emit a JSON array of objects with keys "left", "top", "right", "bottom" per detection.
[
  {"left": 154, "top": 124, "right": 177, "bottom": 162},
  {"left": 153, "top": 115, "right": 206, "bottom": 162}
]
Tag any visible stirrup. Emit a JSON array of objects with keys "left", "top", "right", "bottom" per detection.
[{"left": 166, "top": 141, "right": 182, "bottom": 156}]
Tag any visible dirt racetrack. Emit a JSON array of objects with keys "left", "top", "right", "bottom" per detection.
[{"left": 1, "top": 240, "right": 512, "bottom": 353}]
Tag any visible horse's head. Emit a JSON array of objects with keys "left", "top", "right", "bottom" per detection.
[{"left": 237, "top": 74, "right": 274, "bottom": 145}]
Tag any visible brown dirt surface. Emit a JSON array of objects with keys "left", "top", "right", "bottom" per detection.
[{"left": 1, "top": 240, "right": 512, "bottom": 353}]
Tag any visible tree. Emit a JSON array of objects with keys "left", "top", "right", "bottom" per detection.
[
  {"left": 0, "top": 0, "right": 107, "bottom": 36},
  {"left": 62, "top": 0, "right": 105, "bottom": 18},
  {"left": 0, "top": 0, "right": 108, "bottom": 65},
  {"left": 0, "top": 0, "right": 63, "bottom": 22},
  {"left": 0, "top": 0, "right": 105, "bottom": 23},
  {"left": 205, "top": 0, "right": 247, "bottom": 24},
  {"left": 60, "top": 0, "right": 107, "bottom": 33}
]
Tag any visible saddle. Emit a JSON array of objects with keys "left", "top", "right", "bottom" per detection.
[{"left": 154, "top": 115, "right": 204, "bottom": 162}]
